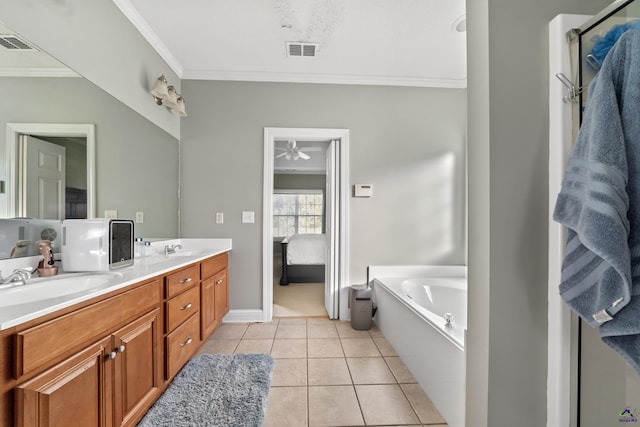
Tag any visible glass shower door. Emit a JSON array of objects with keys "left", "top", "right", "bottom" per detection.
[{"left": 577, "top": 3, "right": 640, "bottom": 424}]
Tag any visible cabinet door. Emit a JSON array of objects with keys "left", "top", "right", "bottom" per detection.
[
  {"left": 200, "top": 275, "right": 217, "bottom": 340},
  {"left": 201, "top": 269, "right": 228, "bottom": 340},
  {"left": 214, "top": 270, "right": 229, "bottom": 322},
  {"left": 112, "top": 309, "right": 161, "bottom": 427},
  {"left": 15, "top": 337, "right": 112, "bottom": 427}
]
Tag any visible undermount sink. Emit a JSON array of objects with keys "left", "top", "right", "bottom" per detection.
[{"left": 0, "top": 272, "right": 123, "bottom": 307}]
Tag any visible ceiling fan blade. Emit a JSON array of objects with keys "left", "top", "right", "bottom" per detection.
[
  {"left": 298, "top": 151, "right": 311, "bottom": 160},
  {"left": 275, "top": 147, "right": 287, "bottom": 151},
  {"left": 301, "top": 147, "right": 323, "bottom": 152},
  {"left": 275, "top": 152, "right": 288, "bottom": 158}
]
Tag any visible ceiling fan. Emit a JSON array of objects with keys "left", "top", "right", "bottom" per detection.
[{"left": 275, "top": 140, "right": 323, "bottom": 161}]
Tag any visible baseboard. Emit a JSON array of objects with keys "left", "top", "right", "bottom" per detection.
[{"left": 222, "top": 309, "right": 264, "bottom": 323}]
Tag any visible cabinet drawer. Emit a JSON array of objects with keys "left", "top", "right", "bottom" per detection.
[
  {"left": 201, "top": 252, "right": 228, "bottom": 279},
  {"left": 165, "top": 265, "right": 200, "bottom": 299},
  {"left": 15, "top": 279, "right": 161, "bottom": 379},
  {"left": 165, "top": 313, "right": 199, "bottom": 380},
  {"left": 165, "top": 285, "right": 200, "bottom": 333}
]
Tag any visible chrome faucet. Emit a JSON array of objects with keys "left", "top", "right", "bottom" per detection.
[
  {"left": 0, "top": 267, "right": 34, "bottom": 289},
  {"left": 164, "top": 244, "right": 183, "bottom": 255},
  {"left": 444, "top": 312, "right": 454, "bottom": 328}
]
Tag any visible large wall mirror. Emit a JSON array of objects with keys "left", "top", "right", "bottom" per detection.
[{"left": 0, "top": 21, "right": 180, "bottom": 261}]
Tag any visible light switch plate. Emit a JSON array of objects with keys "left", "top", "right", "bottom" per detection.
[
  {"left": 242, "top": 211, "right": 255, "bottom": 224},
  {"left": 135, "top": 212, "right": 144, "bottom": 223},
  {"left": 216, "top": 212, "right": 224, "bottom": 224},
  {"left": 104, "top": 210, "right": 118, "bottom": 219}
]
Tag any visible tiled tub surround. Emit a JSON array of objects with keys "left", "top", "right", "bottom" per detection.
[
  {"left": 0, "top": 238, "right": 231, "bottom": 329},
  {"left": 369, "top": 266, "right": 467, "bottom": 427},
  {"left": 199, "top": 318, "right": 448, "bottom": 427}
]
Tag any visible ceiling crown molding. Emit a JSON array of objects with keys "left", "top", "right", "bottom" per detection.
[{"left": 182, "top": 69, "right": 467, "bottom": 88}]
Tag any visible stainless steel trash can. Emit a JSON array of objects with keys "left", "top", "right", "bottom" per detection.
[{"left": 350, "top": 285, "right": 373, "bottom": 330}]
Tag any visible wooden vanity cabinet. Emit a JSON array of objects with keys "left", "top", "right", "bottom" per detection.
[
  {"left": 2, "top": 250, "right": 230, "bottom": 427},
  {"left": 13, "top": 279, "right": 162, "bottom": 427},
  {"left": 200, "top": 252, "right": 229, "bottom": 340}
]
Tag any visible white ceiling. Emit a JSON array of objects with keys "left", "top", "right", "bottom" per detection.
[{"left": 116, "top": 0, "right": 467, "bottom": 88}]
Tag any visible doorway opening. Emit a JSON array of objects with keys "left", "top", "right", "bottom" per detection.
[{"left": 263, "top": 127, "right": 349, "bottom": 322}]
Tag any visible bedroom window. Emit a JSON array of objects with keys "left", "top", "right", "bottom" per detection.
[{"left": 273, "top": 190, "right": 324, "bottom": 237}]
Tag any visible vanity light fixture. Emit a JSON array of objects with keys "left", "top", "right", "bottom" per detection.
[{"left": 151, "top": 75, "right": 187, "bottom": 117}]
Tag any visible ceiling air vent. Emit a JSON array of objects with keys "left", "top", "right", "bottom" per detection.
[
  {"left": 0, "top": 34, "right": 35, "bottom": 50},
  {"left": 286, "top": 42, "right": 319, "bottom": 58}
]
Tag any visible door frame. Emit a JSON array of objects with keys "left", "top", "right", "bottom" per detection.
[
  {"left": 262, "top": 127, "right": 350, "bottom": 321},
  {"left": 6, "top": 123, "right": 96, "bottom": 218},
  {"left": 548, "top": 15, "right": 584, "bottom": 427}
]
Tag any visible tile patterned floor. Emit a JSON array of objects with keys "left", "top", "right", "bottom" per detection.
[{"left": 197, "top": 318, "right": 448, "bottom": 427}]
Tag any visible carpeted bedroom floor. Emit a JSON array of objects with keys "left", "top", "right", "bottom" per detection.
[{"left": 273, "top": 254, "right": 328, "bottom": 318}]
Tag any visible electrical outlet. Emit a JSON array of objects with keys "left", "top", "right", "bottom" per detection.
[
  {"left": 104, "top": 210, "right": 118, "bottom": 219},
  {"left": 216, "top": 212, "right": 224, "bottom": 224},
  {"left": 135, "top": 212, "right": 144, "bottom": 223},
  {"left": 242, "top": 211, "right": 255, "bottom": 224}
]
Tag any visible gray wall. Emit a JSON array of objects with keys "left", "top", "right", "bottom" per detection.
[
  {"left": 0, "top": 0, "right": 181, "bottom": 139},
  {"left": 0, "top": 77, "right": 179, "bottom": 238},
  {"left": 465, "top": 0, "right": 611, "bottom": 426},
  {"left": 180, "top": 81, "right": 467, "bottom": 310}
]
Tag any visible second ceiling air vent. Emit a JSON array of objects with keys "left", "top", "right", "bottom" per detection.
[{"left": 286, "top": 42, "right": 319, "bottom": 58}]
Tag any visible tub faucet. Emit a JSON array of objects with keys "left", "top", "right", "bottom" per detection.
[
  {"left": 0, "top": 267, "right": 34, "bottom": 289},
  {"left": 164, "top": 244, "right": 183, "bottom": 255},
  {"left": 444, "top": 313, "right": 454, "bottom": 328}
]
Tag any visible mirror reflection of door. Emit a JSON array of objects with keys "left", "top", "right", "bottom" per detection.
[
  {"left": 19, "top": 135, "right": 65, "bottom": 220},
  {"left": 18, "top": 134, "right": 87, "bottom": 220}
]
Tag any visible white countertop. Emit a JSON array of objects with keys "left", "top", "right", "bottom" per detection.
[{"left": 0, "top": 238, "right": 231, "bottom": 331}]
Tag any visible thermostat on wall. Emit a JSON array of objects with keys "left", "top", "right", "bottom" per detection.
[{"left": 354, "top": 184, "right": 373, "bottom": 198}]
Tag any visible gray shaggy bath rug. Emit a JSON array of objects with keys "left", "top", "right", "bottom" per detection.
[{"left": 138, "top": 353, "right": 275, "bottom": 427}]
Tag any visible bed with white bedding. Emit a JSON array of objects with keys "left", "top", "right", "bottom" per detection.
[{"left": 279, "top": 234, "right": 326, "bottom": 285}]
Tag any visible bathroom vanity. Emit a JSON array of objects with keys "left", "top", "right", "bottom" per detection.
[{"left": 0, "top": 239, "right": 231, "bottom": 427}]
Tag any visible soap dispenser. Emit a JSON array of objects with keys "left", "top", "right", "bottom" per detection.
[
  {"left": 134, "top": 237, "right": 144, "bottom": 258},
  {"left": 144, "top": 241, "right": 153, "bottom": 257}
]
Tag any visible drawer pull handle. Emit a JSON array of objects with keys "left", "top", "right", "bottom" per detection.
[
  {"left": 216, "top": 279, "right": 223, "bottom": 285},
  {"left": 179, "top": 277, "right": 193, "bottom": 284},
  {"left": 108, "top": 351, "right": 117, "bottom": 360},
  {"left": 180, "top": 337, "right": 193, "bottom": 347},
  {"left": 118, "top": 345, "right": 126, "bottom": 353},
  {"left": 180, "top": 302, "right": 192, "bottom": 311}
]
